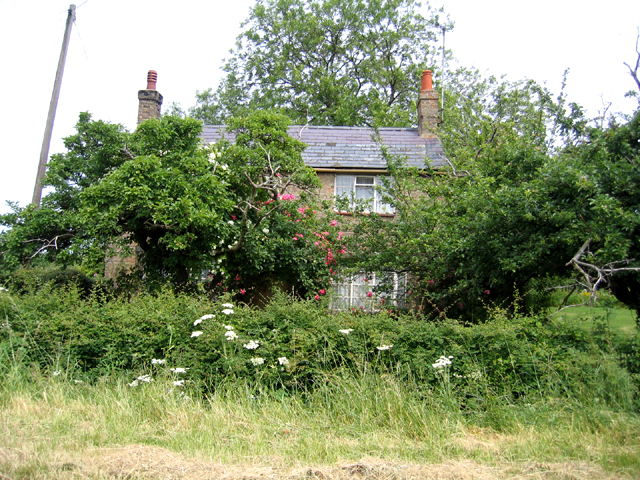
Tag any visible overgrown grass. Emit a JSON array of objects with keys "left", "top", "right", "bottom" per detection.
[
  {"left": 1, "top": 286, "right": 640, "bottom": 478},
  {"left": 1, "top": 364, "right": 639, "bottom": 479}
]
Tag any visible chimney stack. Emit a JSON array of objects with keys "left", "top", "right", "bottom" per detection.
[
  {"left": 417, "top": 70, "right": 439, "bottom": 138},
  {"left": 137, "top": 70, "right": 163, "bottom": 125}
]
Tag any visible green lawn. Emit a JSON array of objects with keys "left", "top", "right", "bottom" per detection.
[{"left": 550, "top": 306, "right": 637, "bottom": 335}]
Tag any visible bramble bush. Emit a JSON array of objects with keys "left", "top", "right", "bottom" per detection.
[{"left": 0, "top": 285, "right": 637, "bottom": 411}]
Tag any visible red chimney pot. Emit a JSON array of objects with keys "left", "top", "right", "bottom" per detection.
[
  {"left": 421, "top": 70, "right": 433, "bottom": 91},
  {"left": 147, "top": 70, "right": 158, "bottom": 90}
]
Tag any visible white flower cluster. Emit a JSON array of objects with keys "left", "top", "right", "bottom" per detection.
[
  {"left": 170, "top": 367, "right": 189, "bottom": 374},
  {"left": 278, "top": 357, "right": 289, "bottom": 366},
  {"left": 194, "top": 314, "right": 215, "bottom": 326},
  {"left": 191, "top": 331, "right": 203, "bottom": 338},
  {"left": 225, "top": 329, "right": 238, "bottom": 341},
  {"left": 244, "top": 340, "right": 260, "bottom": 350},
  {"left": 0, "top": 287, "right": 8, "bottom": 292},
  {"left": 128, "top": 374, "right": 153, "bottom": 387},
  {"left": 222, "top": 308, "right": 234, "bottom": 315},
  {"left": 376, "top": 344, "right": 393, "bottom": 351},
  {"left": 151, "top": 358, "right": 166, "bottom": 365},
  {"left": 339, "top": 329, "right": 354, "bottom": 335},
  {"left": 432, "top": 356, "right": 453, "bottom": 369},
  {"left": 250, "top": 357, "right": 265, "bottom": 366}
]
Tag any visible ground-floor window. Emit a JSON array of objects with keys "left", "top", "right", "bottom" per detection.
[{"left": 330, "top": 272, "right": 407, "bottom": 310}]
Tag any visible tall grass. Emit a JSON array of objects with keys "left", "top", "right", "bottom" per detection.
[{"left": 1, "top": 287, "right": 640, "bottom": 478}]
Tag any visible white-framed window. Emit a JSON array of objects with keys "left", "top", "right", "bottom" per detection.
[
  {"left": 335, "top": 175, "right": 394, "bottom": 214},
  {"left": 330, "top": 272, "right": 407, "bottom": 310}
]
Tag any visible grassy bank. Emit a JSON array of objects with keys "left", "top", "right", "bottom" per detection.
[
  {"left": 1, "top": 286, "right": 639, "bottom": 478},
  {"left": 1, "top": 366, "right": 640, "bottom": 479}
]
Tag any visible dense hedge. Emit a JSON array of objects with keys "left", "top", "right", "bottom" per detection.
[{"left": 0, "top": 286, "right": 637, "bottom": 410}]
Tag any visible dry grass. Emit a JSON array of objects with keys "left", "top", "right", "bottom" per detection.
[
  {"left": 0, "top": 444, "right": 626, "bottom": 480},
  {"left": 1, "top": 371, "right": 639, "bottom": 480}
]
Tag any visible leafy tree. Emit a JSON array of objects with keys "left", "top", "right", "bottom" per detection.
[
  {"left": 344, "top": 71, "right": 640, "bottom": 320},
  {"left": 189, "top": 0, "right": 448, "bottom": 127},
  {"left": 1, "top": 112, "right": 341, "bottom": 297}
]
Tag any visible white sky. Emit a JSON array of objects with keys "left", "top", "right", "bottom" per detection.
[{"left": 1, "top": 0, "right": 639, "bottom": 216}]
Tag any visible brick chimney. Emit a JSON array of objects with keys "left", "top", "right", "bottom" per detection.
[
  {"left": 137, "top": 70, "right": 163, "bottom": 124},
  {"left": 417, "top": 70, "right": 439, "bottom": 138}
]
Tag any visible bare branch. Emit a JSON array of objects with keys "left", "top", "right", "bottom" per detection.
[
  {"left": 623, "top": 28, "right": 640, "bottom": 94},
  {"left": 24, "top": 233, "right": 75, "bottom": 260}
]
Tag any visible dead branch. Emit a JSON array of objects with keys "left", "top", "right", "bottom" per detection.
[
  {"left": 623, "top": 28, "right": 640, "bottom": 94},
  {"left": 24, "top": 233, "right": 75, "bottom": 260},
  {"left": 554, "top": 238, "right": 640, "bottom": 311}
]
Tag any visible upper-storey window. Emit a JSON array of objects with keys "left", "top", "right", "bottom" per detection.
[{"left": 335, "top": 175, "right": 394, "bottom": 214}]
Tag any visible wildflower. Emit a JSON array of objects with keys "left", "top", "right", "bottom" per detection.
[
  {"left": 278, "top": 357, "right": 289, "bottom": 366},
  {"left": 244, "top": 340, "right": 260, "bottom": 350},
  {"left": 250, "top": 357, "right": 265, "bottom": 366},
  {"left": 339, "top": 329, "right": 354, "bottom": 334},
  {"left": 52, "top": 370, "right": 62, "bottom": 376},
  {"left": 228, "top": 220, "right": 234, "bottom": 225},
  {"left": 170, "top": 368, "right": 189, "bottom": 374},
  {"left": 366, "top": 291, "right": 373, "bottom": 298},
  {"left": 151, "top": 359, "right": 166, "bottom": 365},
  {"left": 173, "top": 380, "right": 185, "bottom": 387},
  {"left": 224, "top": 325, "right": 234, "bottom": 330},
  {"left": 262, "top": 228, "right": 269, "bottom": 234},
  {"left": 197, "top": 313, "right": 215, "bottom": 322},
  {"left": 432, "top": 356, "right": 453, "bottom": 369},
  {"left": 225, "top": 330, "right": 238, "bottom": 341},
  {"left": 74, "top": 379, "right": 83, "bottom": 384},
  {"left": 191, "top": 331, "right": 204, "bottom": 338},
  {"left": 232, "top": 215, "right": 237, "bottom": 220},
  {"left": 319, "top": 289, "right": 326, "bottom": 295},
  {"left": 193, "top": 318, "right": 203, "bottom": 326},
  {"left": 330, "top": 220, "right": 338, "bottom": 226},
  {"left": 376, "top": 345, "right": 393, "bottom": 351},
  {"left": 221, "top": 303, "right": 234, "bottom": 308},
  {"left": 222, "top": 308, "right": 234, "bottom": 315},
  {"left": 137, "top": 374, "right": 153, "bottom": 382}
]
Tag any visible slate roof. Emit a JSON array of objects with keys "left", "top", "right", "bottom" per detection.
[{"left": 201, "top": 125, "right": 445, "bottom": 170}]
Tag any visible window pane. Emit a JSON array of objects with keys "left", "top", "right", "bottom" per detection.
[
  {"left": 356, "top": 176, "right": 374, "bottom": 185},
  {"left": 355, "top": 186, "right": 374, "bottom": 200},
  {"left": 336, "top": 175, "right": 354, "bottom": 187}
]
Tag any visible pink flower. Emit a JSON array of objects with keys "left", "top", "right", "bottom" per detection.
[
  {"left": 484, "top": 290, "right": 490, "bottom": 295},
  {"left": 232, "top": 215, "right": 237, "bottom": 220},
  {"left": 240, "top": 289, "right": 246, "bottom": 295},
  {"left": 366, "top": 291, "right": 373, "bottom": 298},
  {"left": 293, "top": 237, "right": 298, "bottom": 241},
  {"left": 314, "top": 241, "right": 320, "bottom": 246},
  {"left": 276, "top": 173, "right": 281, "bottom": 177},
  {"left": 330, "top": 220, "right": 338, "bottom": 226},
  {"left": 296, "top": 233, "right": 303, "bottom": 238},
  {"left": 458, "top": 302, "right": 463, "bottom": 309},
  {"left": 319, "top": 289, "right": 326, "bottom": 295},
  {"left": 235, "top": 274, "right": 241, "bottom": 281},
  {"left": 314, "top": 295, "right": 320, "bottom": 300}
]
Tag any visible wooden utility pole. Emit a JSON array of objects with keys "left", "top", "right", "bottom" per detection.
[{"left": 32, "top": 4, "right": 76, "bottom": 205}]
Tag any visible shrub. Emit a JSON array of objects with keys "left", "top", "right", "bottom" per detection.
[{"left": 0, "top": 287, "right": 636, "bottom": 411}]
